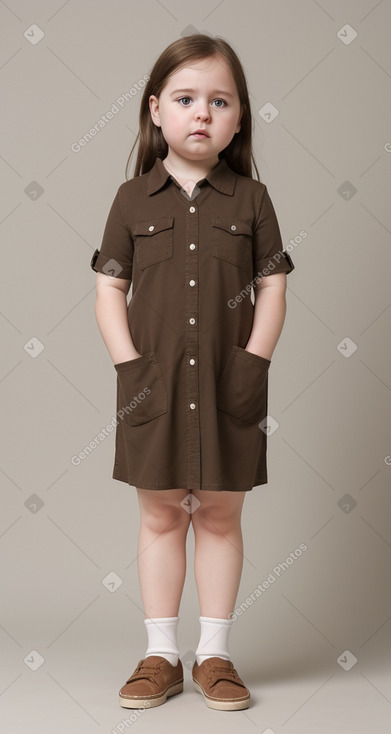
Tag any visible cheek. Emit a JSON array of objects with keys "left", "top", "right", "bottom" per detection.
[
  {"left": 223, "top": 112, "right": 241, "bottom": 133},
  {"left": 162, "top": 108, "right": 184, "bottom": 131},
  {"left": 214, "top": 115, "right": 233, "bottom": 134},
  {"left": 167, "top": 116, "right": 186, "bottom": 138}
]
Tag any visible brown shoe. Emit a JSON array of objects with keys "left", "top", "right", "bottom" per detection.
[
  {"left": 119, "top": 655, "right": 183, "bottom": 708},
  {"left": 192, "top": 656, "right": 250, "bottom": 710}
]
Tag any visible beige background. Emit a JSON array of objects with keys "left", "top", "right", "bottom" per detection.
[{"left": 1, "top": 1, "right": 391, "bottom": 732}]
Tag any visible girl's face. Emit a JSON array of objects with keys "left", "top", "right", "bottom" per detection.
[{"left": 149, "top": 54, "right": 243, "bottom": 163}]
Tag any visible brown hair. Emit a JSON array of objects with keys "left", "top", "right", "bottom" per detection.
[{"left": 125, "top": 33, "right": 260, "bottom": 182}]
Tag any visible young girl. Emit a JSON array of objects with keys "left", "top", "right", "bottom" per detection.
[{"left": 91, "top": 34, "right": 295, "bottom": 712}]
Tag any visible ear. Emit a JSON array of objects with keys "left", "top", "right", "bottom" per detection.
[
  {"left": 149, "top": 95, "right": 161, "bottom": 127},
  {"left": 235, "top": 105, "right": 244, "bottom": 134}
]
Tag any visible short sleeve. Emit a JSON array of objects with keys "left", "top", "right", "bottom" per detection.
[
  {"left": 90, "top": 185, "right": 133, "bottom": 279},
  {"left": 253, "top": 185, "right": 295, "bottom": 278}
]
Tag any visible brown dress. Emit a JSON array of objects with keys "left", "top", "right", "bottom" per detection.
[{"left": 90, "top": 156, "right": 295, "bottom": 491}]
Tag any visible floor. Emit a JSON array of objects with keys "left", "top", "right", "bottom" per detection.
[{"left": 1, "top": 636, "right": 390, "bottom": 734}]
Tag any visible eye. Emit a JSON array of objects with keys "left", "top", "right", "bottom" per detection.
[{"left": 176, "top": 97, "right": 228, "bottom": 108}]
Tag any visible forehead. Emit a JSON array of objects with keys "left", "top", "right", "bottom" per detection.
[{"left": 164, "top": 55, "right": 237, "bottom": 95}]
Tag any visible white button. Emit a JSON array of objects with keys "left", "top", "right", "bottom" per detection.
[
  {"left": 230, "top": 224, "right": 236, "bottom": 231},
  {"left": 149, "top": 225, "right": 155, "bottom": 231},
  {"left": 189, "top": 358, "right": 195, "bottom": 365},
  {"left": 189, "top": 206, "right": 196, "bottom": 213},
  {"left": 190, "top": 243, "right": 196, "bottom": 250},
  {"left": 190, "top": 403, "right": 196, "bottom": 409},
  {"left": 189, "top": 279, "right": 195, "bottom": 286},
  {"left": 189, "top": 317, "right": 195, "bottom": 324}
]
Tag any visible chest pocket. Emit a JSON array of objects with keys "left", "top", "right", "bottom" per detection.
[
  {"left": 133, "top": 216, "right": 174, "bottom": 270},
  {"left": 212, "top": 217, "right": 253, "bottom": 270}
]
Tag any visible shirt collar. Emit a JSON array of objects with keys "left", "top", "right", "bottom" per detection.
[{"left": 147, "top": 156, "right": 237, "bottom": 196}]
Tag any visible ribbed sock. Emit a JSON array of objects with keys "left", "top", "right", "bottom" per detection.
[
  {"left": 195, "top": 615, "right": 234, "bottom": 665},
  {"left": 144, "top": 616, "right": 180, "bottom": 667}
]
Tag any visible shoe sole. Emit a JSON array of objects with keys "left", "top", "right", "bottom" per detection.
[
  {"left": 192, "top": 677, "right": 250, "bottom": 711},
  {"left": 119, "top": 680, "right": 183, "bottom": 709}
]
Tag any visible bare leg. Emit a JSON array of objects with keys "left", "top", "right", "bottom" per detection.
[
  {"left": 190, "top": 489, "right": 246, "bottom": 617},
  {"left": 136, "top": 488, "right": 191, "bottom": 618}
]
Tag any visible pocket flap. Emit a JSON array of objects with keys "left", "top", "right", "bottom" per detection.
[
  {"left": 212, "top": 218, "right": 252, "bottom": 237},
  {"left": 133, "top": 216, "right": 174, "bottom": 237}
]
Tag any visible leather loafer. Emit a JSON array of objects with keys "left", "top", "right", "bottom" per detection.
[{"left": 119, "top": 655, "right": 184, "bottom": 708}]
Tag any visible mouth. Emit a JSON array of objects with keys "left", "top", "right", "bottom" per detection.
[{"left": 191, "top": 130, "right": 210, "bottom": 138}]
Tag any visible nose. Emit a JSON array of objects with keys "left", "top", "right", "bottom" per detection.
[{"left": 194, "top": 102, "right": 210, "bottom": 122}]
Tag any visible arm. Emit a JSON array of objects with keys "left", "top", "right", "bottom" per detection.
[
  {"left": 94, "top": 272, "right": 141, "bottom": 365},
  {"left": 244, "top": 272, "right": 287, "bottom": 361},
  {"left": 247, "top": 184, "right": 294, "bottom": 360}
]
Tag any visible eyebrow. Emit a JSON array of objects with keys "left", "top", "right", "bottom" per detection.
[{"left": 170, "top": 88, "right": 234, "bottom": 98}]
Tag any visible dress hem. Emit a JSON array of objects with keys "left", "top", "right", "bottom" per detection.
[{"left": 111, "top": 469, "right": 264, "bottom": 491}]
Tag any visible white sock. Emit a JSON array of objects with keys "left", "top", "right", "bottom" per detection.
[
  {"left": 144, "top": 616, "right": 180, "bottom": 666},
  {"left": 195, "top": 615, "right": 234, "bottom": 665}
]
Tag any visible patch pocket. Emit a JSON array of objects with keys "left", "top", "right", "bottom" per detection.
[
  {"left": 216, "top": 345, "right": 270, "bottom": 424},
  {"left": 133, "top": 216, "right": 174, "bottom": 270},
  {"left": 212, "top": 217, "right": 253, "bottom": 269},
  {"left": 114, "top": 352, "right": 168, "bottom": 427}
]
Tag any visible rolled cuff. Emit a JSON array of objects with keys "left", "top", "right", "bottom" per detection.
[
  {"left": 254, "top": 250, "right": 295, "bottom": 278},
  {"left": 90, "top": 248, "right": 133, "bottom": 279}
]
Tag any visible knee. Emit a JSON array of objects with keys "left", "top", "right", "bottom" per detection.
[
  {"left": 191, "top": 502, "right": 241, "bottom": 535},
  {"left": 142, "top": 501, "right": 191, "bottom": 536}
]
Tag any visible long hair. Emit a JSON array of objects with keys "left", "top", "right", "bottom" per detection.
[{"left": 125, "top": 33, "right": 260, "bottom": 182}]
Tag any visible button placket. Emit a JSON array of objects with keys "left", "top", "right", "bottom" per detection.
[{"left": 185, "top": 202, "right": 201, "bottom": 487}]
